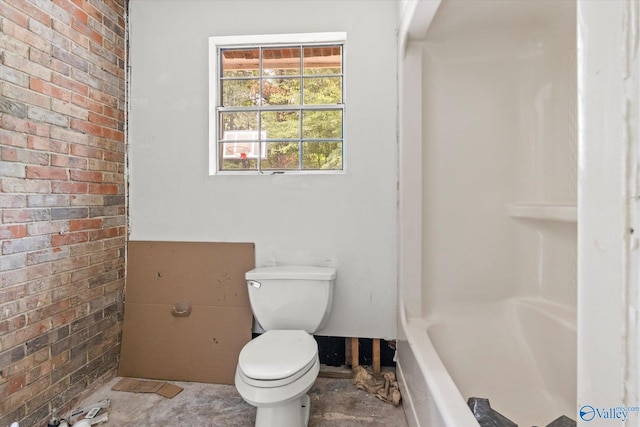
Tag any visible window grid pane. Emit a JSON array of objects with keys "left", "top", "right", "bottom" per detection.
[{"left": 217, "top": 43, "right": 343, "bottom": 172}]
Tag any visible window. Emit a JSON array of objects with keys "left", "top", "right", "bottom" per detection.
[{"left": 209, "top": 33, "right": 346, "bottom": 174}]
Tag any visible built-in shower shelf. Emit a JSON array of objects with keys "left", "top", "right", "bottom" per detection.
[{"left": 507, "top": 203, "right": 577, "bottom": 223}]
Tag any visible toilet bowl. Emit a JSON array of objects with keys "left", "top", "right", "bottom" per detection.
[
  {"left": 235, "top": 330, "right": 319, "bottom": 426},
  {"left": 235, "top": 266, "right": 336, "bottom": 427}
]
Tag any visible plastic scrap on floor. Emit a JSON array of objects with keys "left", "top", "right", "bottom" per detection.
[
  {"left": 467, "top": 397, "right": 517, "bottom": 427},
  {"left": 467, "top": 397, "right": 577, "bottom": 427},
  {"left": 352, "top": 365, "right": 401, "bottom": 406},
  {"left": 545, "top": 415, "right": 576, "bottom": 427},
  {"left": 69, "top": 399, "right": 110, "bottom": 425}
]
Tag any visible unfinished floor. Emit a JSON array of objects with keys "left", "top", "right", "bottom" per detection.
[{"left": 74, "top": 369, "right": 409, "bottom": 427}]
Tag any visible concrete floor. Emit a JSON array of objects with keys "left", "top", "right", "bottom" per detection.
[{"left": 74, "top": 368, "right": 409, "bottom": 427}]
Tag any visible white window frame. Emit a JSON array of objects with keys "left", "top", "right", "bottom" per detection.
[{"left": 208, "top": 32, "right": 347, "bottom": 175}]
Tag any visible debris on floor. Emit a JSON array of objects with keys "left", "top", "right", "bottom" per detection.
[
  {"left": 467, "top": 397, "right": 517, "bottom": 427},
  {"left": 467, "top": 397, "right": 577, "bottom": 427},
  {"left": 545, "top": 415, "right": 576, "bottom": 427},
  {"left": 111, "top": 377, "right": 184, "bottom": 398},
  {"left": 352, "top": 365, "right": 401, "bottom": 406},
  {"left": 69, "top": 399, "right": 110, "bottom": 425}
]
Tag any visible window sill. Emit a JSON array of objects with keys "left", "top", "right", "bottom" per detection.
[{"left": 211, "top": 170, "right": 346, "bottom": 176}]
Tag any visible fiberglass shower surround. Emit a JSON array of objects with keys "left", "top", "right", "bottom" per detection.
[{"left": 396, "top": 1, "right": 578, "bottom": 426}]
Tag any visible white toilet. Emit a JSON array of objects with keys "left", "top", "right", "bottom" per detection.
[{"left": 235, "top": 265, "right": 336, "bottom": 427}]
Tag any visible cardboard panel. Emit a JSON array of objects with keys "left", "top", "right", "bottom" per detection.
[
  {"left": 124, "top": 241, "right": 254, "bottom": 306},
  {"left": 119, "top": 241, "right": 255, "bottom": 384}
]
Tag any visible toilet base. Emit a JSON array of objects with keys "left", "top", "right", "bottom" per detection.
[{"left": 255, "top": 394, "right": 311, "bottom": 427}]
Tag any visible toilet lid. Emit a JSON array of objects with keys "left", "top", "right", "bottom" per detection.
[{"left": 238, "top": 330, "right": 318, "bottom": 381}]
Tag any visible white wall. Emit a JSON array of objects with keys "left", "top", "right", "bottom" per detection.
[
  {"left": 128, "top": 0, "right": 398, "bottom": 338},
  {"left": 578, "top": 1, "right": 640, "bottom": 421}
]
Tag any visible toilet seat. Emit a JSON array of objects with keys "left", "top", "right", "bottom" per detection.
[{"left": 238, "top": 330, "right": 318, "bottom": 387}]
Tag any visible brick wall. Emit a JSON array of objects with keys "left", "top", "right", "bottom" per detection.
[{"left": 0, "top": 0, "right": 126, "bottom": 425}]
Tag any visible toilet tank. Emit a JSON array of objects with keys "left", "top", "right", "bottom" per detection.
[{"left": 245, "top": 265, "right": 336, "bottom": 333}]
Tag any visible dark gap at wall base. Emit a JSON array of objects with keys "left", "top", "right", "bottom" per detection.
[
  {"left": 314, "top": 335, "right": 347, "bottom": 366},
  {"left": 342, "top": 337, "right": 396, "bottom": 368}
]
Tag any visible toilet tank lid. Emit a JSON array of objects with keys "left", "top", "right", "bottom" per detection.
[{"left": 246, "top": 265, "right": 336, "bottom": 280}]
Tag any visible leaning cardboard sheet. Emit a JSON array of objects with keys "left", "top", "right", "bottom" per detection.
[{"left": 111, "top": 377, "right": 184, "bottom": 398}]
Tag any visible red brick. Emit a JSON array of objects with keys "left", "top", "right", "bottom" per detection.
[
  {"left": 2, "top": 51, "right": 51, "bottom": 82},
  {"left": 69, "top": 219, "right": 102, "bottom": 232},
  {"left": 3, "top": 0, "right": 51, "bottom": 26},
  {"left": 51, "top": 154, "right": 88, "bottom": 169},
  {"left": 1, "top": 372, "right": 50, "bottom": 413},
  {"left": 69, "top": 194, "right": 103, "bottom": 206},
  {"left": 103, "top": 150, "right": 124, "bottom": 163},
  {"left": 51, "top": 232, "right": 88, "bottom": 247},
  {"left": 1, "top": 1, "right": 29, "bottom": 27},
  {"left": 52, "top": 73, "right": 89, "bottom": 96},
  {"left": 49, "top": 310, "right": 77, "bottom": 329},
  {"left": 98, "top": 138, "right": 121, "bottom": 154},
  {"left": 70, "top": 143, "right": 102, "bottom": 159},
  {"left": 25, "top": 350, "right": 53, "bottom": 385},
  {"left": 2, "top": 209, "right": 50, "bottom": 223},
  {"left": 51, "top": 181, "right": 88, "bottom": 194},
  {"left": 1, "top": 147, "right": 50, "bottom": 165},
  {"left": 3, "top": 80, "right": 50, "bottom": 109},
  {"left": 4, "top": 19, "right": 52, "bottom": 55},
  {"left": 30, "top": 77, "right": 72, "bottom": 102},
  {"left": 27, "top": 295, "right": 69, "bottom": 323},
  {"left": 0, "top": 0, "right": 126, "bottom": 422},
  {"left": 103, "top": 128, "right": 124, "bottom": 143},
  {"left": 29, "top": 47, "right": 71, "bottom": 76},
  {"left": 89, "top": 89, "right": 118, "bottom": 108},
  {"left": 88, "top": 159, "right": 116, "bottom": 173},
  {"left": 70, "top": 0, "right": 102, "bottom": 22},
  {"left": 0, "top": 315, "right": 27, "bottom": 335},
  {"left": 88, "top": 184, "right": 118, "bottom": 195},
  {"left": 102, "top": 172, "right": 123, "bottom": 185},
  {"left": 70, "top": 16, "right": 103, "bottom": 46},
  {"left": 50, "top": 18, "right": 85, "bottom": 49},
  {"left": 69, "top": 170, "right": 102, "bottom": 182},
  {"left": 4, "top": 373, "right": 26, "bottom": 397},
  {"left": 27, "top": 135, "right": 69, "bottom": 154},
  {"left": 88, "top": 112, "right": 117, "bottom": 129},
  {"left": 71, "top": 93, "right": 103, "bottom": 113},
  {"left": 102, "top": 0, "right": 125, "bottom": 17},
  {"left": 51, "top": 99, "right": 88, "bottom": 120},
  {"left": 99, "top": 57, "right": 125, "bottom": 80},
  {"left": 51, "top": 128, "right": 89, "bottom": 147},
  {"left": 26, "top": 166, "right": 69, "bottom": 180},
  {"left": 27, "top": 222, "right": 69, "bottom": 237},
  {"left": 70, "top": 119, "right": 103, "bottom": 137},
  {"left": 103, "top": 106, "right": 124, "bottom": 121},
  {"left": 0, "top": 225, "right": 27, "bottom": 240},
  {"left": 0, "top": 129, "right": 28, "bottom": 148},
  {"left": 89, "top": 226, "right": 121, "bottom": 241},
  {"left": 0, "top": 263, "right": 50, "bottom": 287},
  {"left": 52, "top": 0, "right": 89, "bottom": 24},
  {"left": 1, "top": 178, "right": 50, "bottom": 194},
  {"left": 1, "top": 115, "right": 51, "bottom": 138}
]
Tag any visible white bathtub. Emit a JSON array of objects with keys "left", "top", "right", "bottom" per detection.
[{"left": 397, "top": 298, "right": 576, "bottom": 427}]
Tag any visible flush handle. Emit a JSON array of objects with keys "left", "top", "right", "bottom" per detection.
[{"left": 247, "top": 280, "right": 261, "bottom": 289}]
